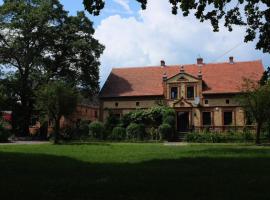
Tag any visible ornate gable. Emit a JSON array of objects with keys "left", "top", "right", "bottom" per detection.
[
  {"left": 166, "top": 72, "right": 199, "bottom": 84},
  {"left": 172, "top": 97, "right": 193, "bottom": 108}
]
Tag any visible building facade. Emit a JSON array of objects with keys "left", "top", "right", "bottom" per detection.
[{"left": 99, "top": 58, "right": 264, "bottom": 132}]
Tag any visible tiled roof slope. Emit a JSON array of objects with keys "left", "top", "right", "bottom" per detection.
[{"left": 99, "top": 60, "right": 264, "bottom": 98}]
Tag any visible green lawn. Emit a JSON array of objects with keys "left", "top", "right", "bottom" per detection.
[{"left": 1, "top": 143, "right": 270, "bottom": 200}]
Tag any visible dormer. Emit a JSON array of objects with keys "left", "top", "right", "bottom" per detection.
[{"left": 165, "top": 66, "right": 201, "bottom": 102}]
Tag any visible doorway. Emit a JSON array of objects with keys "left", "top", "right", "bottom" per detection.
[{"left": 177, "top": 111, "right": 190, "bottom": 132}]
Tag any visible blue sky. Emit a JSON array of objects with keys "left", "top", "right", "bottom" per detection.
[{"left": 1, "top": 0, "right": 269, "bottom": 86}]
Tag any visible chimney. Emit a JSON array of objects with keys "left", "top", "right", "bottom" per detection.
[
  {"left": 229, "top": 56, "right": 234, "bottom": 64},
  {"left": 161, "top": 60, "right": 165, "bottom": 67},
  {"left": 197, "top": 57, "right": 203, "bottom": 65}
]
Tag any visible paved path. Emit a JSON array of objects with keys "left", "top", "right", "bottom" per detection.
[
  {"left": 163, "top": 142, "right": 188, "bottom": 146},
  {"left": 0, "top": 141, "right": 50, "bottom": 145}
]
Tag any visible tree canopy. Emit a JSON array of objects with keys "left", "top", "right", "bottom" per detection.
[
  {"left": 0, "top": 0, "right": 104, "bottom": 135},
  {"left": 83, "top": 0, "right": 270, "bottom": 53},
  {"left": 238, "top": 78, "right": 270, "bottom": 144},
  {"left": 36, "top": 81, "right": 79, "bottom": 143}
]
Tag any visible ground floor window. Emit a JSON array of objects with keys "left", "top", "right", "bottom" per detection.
[
  {"left": 202, "top": 112, "right": 211, "bottom": 126},
  {"left": 223, "top": 111, "right": 233, "bottom": 125}
]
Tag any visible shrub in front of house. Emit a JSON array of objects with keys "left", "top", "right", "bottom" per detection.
[
  {"left": 158, "top": 123, "right": 172, "bottom": 140},
  {"left": 111, "top": 127, "right": 126, "bottom": 141},
  {"left": 77, "top": 120, "right": 90, "bottom": 136},
  {"left": 185, "top": 131, "right": 256, "bottom": 143},
  {"left": 0, "top": 121, "right": 11, "bottom": 142},
  {"left": 126, "top": 123, "right": 145, "bottom": 141},
  {"left": 163, "top": 115, "right": 175, "bottom": 128},
  {"left": 89, "top": 121, "right": 105, "bottom": 139}
]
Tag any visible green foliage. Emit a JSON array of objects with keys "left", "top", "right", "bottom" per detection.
[
  {"left": 148, "top": 127, "right": 159, "bottom": 141},
  {"left": 158, "top": 124, "right": 172, "bottom": 140},
  {"left": 36, "top": 81, "right": 79, "bottom": 143},
  {"left": 84, "top": 0, "right": 270, "bottom": 53},
  {"left": 185, "top": 131, "right": 255, "bottom": 143},
  {"left": 111, "top": 127, "right": 126, "bottom": 141},
  {"left": 237, "top": 79, "right": 270, "bottom": 143},
  {"left": 126, "top": 123, "right": 145, "bottom": 141},
  {"left": 163, "top": 115, "right": 175, "bottom": 128},
  {"left": 77, "top": 120, "right": 90, "bottom": 137},
  {"left": 89, "top": 121, "right": 105, "bottom": 139},
  {"left": 121, "top": 106, "right": 175, "bottom": 129},
  {"left": 0, "top": 0, "right": 104, "bottom": 135},
  {"left": 104, "top": 110, "right": 120, "bottom": 133},
  {"left": 0, "top": 121, "right": 11, "bottom": 142}
]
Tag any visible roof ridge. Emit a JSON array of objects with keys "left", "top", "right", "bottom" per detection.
[{"left": 112, "top": 60, "right": 262, "bottom": 70}]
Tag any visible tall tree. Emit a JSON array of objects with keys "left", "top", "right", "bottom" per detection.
[
  {"left": 43, "top": 11, "right": 104, "bottom": 97},
  {"left": 0, "top": 0, "right": 104, "bottom": 136},
  {"left": 260, "top": 66, "right": 270, "bottom": 86},
  {"left": 83, "top": 0, "right": 270, "bottom": 53},
  {"left": 36, "top": 81, "right": 79, "bottom": 144},
  {"left": 238, "top": 78, "right": 270, "bottom": 144},
  {"left": 0, "top": 0, "right": 67, "bottom": 135}
]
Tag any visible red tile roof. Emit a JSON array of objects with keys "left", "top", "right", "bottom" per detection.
[{"left": 99, "top": 60, "right": 264, "bottom": 98}]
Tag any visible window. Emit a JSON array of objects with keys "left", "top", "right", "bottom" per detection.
[
  {"left": 202, "top": 112, "right": 211, "bottom": 126},
  {"left": 170, "top": 87, "right": 178, "bottom": 99},
  {"left": 187, "top": 86, "right": 195, "bottom": 99},
  {"left": 204, "top": 99, "right": 209, "bottom": 105},
  {"left": 224, "top": 111, "right": 233, "bottom": 125},
  {"left": 226, "top": 99, "right": 230, "bottom": 104},
  {"left": 136, "top": 102, "right": 140, "bottom": 106},
  {"left": 115, "top": 102, "right": 119, "bottom": 107},
  {"left": 94, "top": 111, "right": 98, "bottom": 118}
]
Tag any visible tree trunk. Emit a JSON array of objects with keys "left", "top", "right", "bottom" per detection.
[
  {"left": 256, "top": 122, "right": 262, "bottom": 145},
  {"left": 20, "top": 99, "right": 31, "bottom": 137},
  {"left": 54, "top": 117, "right": 61, "bottom": 144}
]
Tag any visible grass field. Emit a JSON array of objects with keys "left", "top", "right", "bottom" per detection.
[{"left": 1, "top": 143, "right": 270, "bottom": 200}]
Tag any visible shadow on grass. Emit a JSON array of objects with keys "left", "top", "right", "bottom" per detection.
[{"left": 0, "top": 151, "right": 270, "bottom": 200}]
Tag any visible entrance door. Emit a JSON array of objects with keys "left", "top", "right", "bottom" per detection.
[{"left": 177, "top": 112, "right": 189, "bottom": 132}]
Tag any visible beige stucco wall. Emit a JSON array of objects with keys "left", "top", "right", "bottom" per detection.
[
  {"left": 101, "top": 99, "right": 161, "bottom": 121},
  {"left": 193, "top": 108, "right": 201, "bottom": 127},
  {"left": 103, "top": 99, "right": 160, "bottom": 109},
  {"left": 203, "top": 97, "right": 239, "bottom": 107}
]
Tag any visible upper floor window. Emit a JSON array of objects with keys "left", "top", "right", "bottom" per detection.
[
  {"left": 115, "top": 102, "right": 119, "bottom": 107},
  {"left": 136, "top": 102, "right": 140, "bottom": 106},
  {"left": 226, "top": 99, "right": 230, "bottom": 104},
  {"left": 170, "top": 87, "right": 178, "bottom": 99},
  {"left": 204, "top": 99, "right": 209, "bottom": 105},
  {"left": 187, "top": 86, "right": 195, "bottom": 99}
]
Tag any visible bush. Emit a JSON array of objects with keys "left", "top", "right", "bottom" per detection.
[
  {"left": 126, "top": 123, "right": 145, "bottom": 140},
  {"left": 158, "top": 123, "right": 172, "bottom": 140},
  {"left": 0, "top": 122, "right": 11, "bottom": 142},
  {"left": 77, "top": 120, "right": 90, "bottom": 137},
  {"left": 89, "top": 121, "right": 105, "bottom": 139},
  {"left": 163, "top": 115, "right": 175, "bottom": 127},
  {"left": 104, "top": 110, "right": 120, "bottom": 133},
  {"left": 185, "top": 131, "right": 255, "bottom": 143},
  {"left": 111, "top": 127, "right": 126, "bottom": 141}
]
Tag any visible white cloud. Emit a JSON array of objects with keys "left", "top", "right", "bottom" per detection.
[
  {"left": 113, "top": 0, "right": 132, "bottom": 14},
  {"left": 95, "top": 0, "right": 269, "bottom": 86}
]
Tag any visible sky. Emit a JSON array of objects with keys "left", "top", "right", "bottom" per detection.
[{"left": 1, "top": 0, "right": 270, "bottom": 86}]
